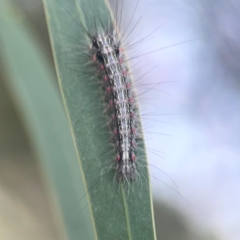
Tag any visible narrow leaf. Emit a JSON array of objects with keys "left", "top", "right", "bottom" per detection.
[{"left": 43, "top": 0, "right": 156, "bottom": 239}]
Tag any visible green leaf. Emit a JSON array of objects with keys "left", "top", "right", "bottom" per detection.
[
  {"left": 43, "top": 0, "right": 156, "bottom": 239},
  {"left": 0, "top": 1, "right": 96, "bottom": 240}
]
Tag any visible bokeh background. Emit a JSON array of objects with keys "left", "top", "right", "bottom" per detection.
[{"left": 1, "top": 0, "right": 240, "bottom": 239}]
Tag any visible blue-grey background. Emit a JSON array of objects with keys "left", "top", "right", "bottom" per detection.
[{"left": 131, "top": 1, "right": 240, "bottom": 240}]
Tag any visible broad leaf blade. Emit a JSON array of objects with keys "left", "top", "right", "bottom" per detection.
[{"left": 43, "top": 0, "right": 156, "bottom": 239}]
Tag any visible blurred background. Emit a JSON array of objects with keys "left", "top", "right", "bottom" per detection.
[{"left": 1, "top": 0, "right": 240, "bottom": 239}]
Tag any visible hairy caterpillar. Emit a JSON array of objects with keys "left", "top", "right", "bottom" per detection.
[{"left": 91, "top": 33, "right": 138, "bottom": 182}]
